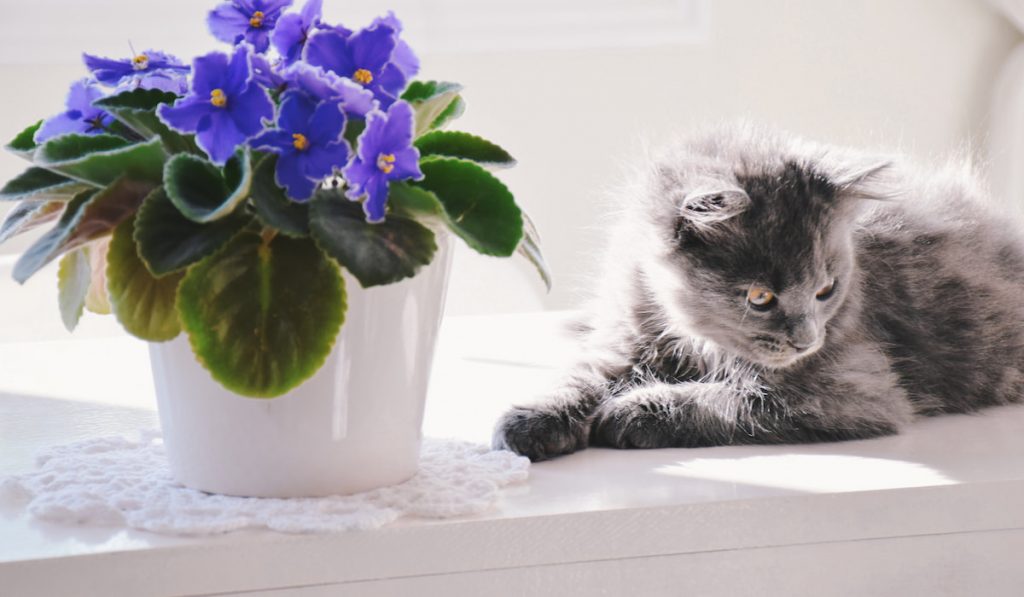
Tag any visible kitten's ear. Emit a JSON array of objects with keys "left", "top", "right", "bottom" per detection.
[
  {"left": 827, "top": 159, "right": 898, "bottom": 201},
  {"left": 679, "top": 187, "right": 750, "bottom": 231}
]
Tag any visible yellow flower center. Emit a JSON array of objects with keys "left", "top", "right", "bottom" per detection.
[
  {"left": 377, "top": 153, "right": 396, "bottom": 174},
  {"left": 292, "top": 133, "right": 310, "bottom": 151},
  {"left": 131, "top": 54, "right": 149, "bottom": 71},
  {"left": 353, "top": 69, "right": 374, "bottom": 85},
  {"left": 250, "top": 10, "right": 265, "bottom": 28},
  {"left": 210, "top": 88, "right": 228, "bottom": 108}
]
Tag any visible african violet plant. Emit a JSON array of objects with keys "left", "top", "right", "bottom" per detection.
[{"left": 0, "top": 0, "right": 549, "bottom": 397}]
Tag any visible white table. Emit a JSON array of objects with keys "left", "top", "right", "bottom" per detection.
[{"left": 2, "top": 312, "right": 1024, "bottom": 596}]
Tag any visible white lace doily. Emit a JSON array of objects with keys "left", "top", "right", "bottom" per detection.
[{"left": 0, "top": 432, "right": 529, "bottom": 535}]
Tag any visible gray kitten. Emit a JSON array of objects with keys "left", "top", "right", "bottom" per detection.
[{"left": 493, "top": 124, "right": 1024, "bottom": 461}]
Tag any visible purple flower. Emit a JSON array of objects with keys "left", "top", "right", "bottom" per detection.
[
  {"left": 271, "top": 0, "right": 323, "bottom": 65},
  {"left": 207, "top": 0, "right": 293, "bottom": 53},
  {"left": 251, "top": 92, "right": 350, "bottom": 201},
  {"left": 281, "top": 61, "right": 375, "bottom": 117},
  {"left": 250, "top": 52, "right": 286, "bottom": 90},
  {"left": 83, "top": 50, "right": 190, "bottom": 94},
  {"left": 371, "top": 12, "right": 419, "bottom": 81},
  {"left": 35, "top": 79, "right": 115, "bottom": 143},
  {"left": 157, "top": 46, "right": 274, "bottom": 165},
  {"left": 342, "top": 100, "right": 422, "bottom": 222},
  {"left": 305, "top": 24, "right": 405, "bottom": 108}
]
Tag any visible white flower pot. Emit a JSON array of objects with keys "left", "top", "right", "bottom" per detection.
[{"left": 149, "top": 236, "right": 453, "bottom": 498}]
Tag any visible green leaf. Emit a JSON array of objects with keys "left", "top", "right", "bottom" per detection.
[
  {"left": 36, "top": 135, "right": 166, "bottom": 187},
  {"left": 57, "top": 248, "right": 92, "bottom": 331},
  {"left": 94, "top": 88, "right": 197, "bottom": 154},
  {"left": 415, "top": 131, "right": 516, "bottom": 168},
  {"left": 518, "top": 211, "right": 552, "bottom": 291},
  {"left": 387, "top": 181, "right": 444, "bottom": 218},
  {"left": 0, "top": 167, "right": 90, "bottom": 202},
  {"left": 107, "top": 217, "right": 183, "bottom": 341},
  {"left": 310, "top": 189, "right": 437, "bottom": 288},
  {"left": 250, "top": 155, "right": 310, "bottom": 237},
  {"left": 12, "top": 177, "right": 154, "bottom": 283},
  {"left": 177, "top": 232, "right": 346, "bottom": 397},
  {"left": 6, "top": 121, "right": 42, "bottom": 160},
  {"left": 431, "top": 95, "right": 465, "bottom": 130},
  {"left": 414, "top": 158, "right": 523, "bottom": 256},
  {"left": 401, "top": 81, "right": 464, "bottom": 137},
  {"left": 134, "top": 186, "right": 248, "bottom": 276},
  {"left": 0, "top": 199, "right": 65, "bottom": 245},
  {"left": 164, "top": 150, "right": 253, "bottom": 223},
  {"left": 84, "top": 239, "right": 112, "bottom": 314}
]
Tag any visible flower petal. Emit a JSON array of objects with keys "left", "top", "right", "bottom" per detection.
[
  {"left": 197, "top": 112, "right": 248, "bottom": 165},
  {"left": 388, "top": 146, "right": 423, "bottom": 181},
  {"left": 361, "top": 174, "right": 390, "bottom": 223},
  {"left": 304, "top": 141, "right": 350, "bottom": 179},
  {"left": 276, "top": 91, "right": 316, "bottom": 133},
  {"left": 191, "top": 51, "right": 231, "bottom": 96},
  {"left": 307, "top": 101, "right": 345, "bottom": 144},
  {"left": 349, "top": 26, "right": 396, "bottom": 74},
  {"left": 275, "top": 151, "right": 318, "bottom": 200},
  {"left": 158, "top": 98, "right": 213, "bottom": 134},
  {"left": 249, "top": 129, "right": 294, "bottom": 152},
  {"left": 228, "top": 84, "right": 275, "bottom": 137},
  {"left": 304, "top": 29, "right": 355, "bottom": 76},
  {"left": 380, "top": 100, "right": 415, "bottom": 151},
  {"left": 207, "top": 2, "right": 250, "bottom": 45}
]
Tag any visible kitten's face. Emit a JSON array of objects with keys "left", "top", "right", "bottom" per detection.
[{"left": 648, "top": 161, "right": 858, "bottom": 368}]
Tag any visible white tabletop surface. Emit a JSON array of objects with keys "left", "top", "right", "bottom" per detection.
[{"left": 3, "top": 309, "right": 1024, "bottom": 596}]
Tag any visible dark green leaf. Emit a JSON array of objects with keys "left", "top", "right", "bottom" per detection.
[
  {"left": 518, "top": 210, "right": 552, "bottom": 291},
  {"left": 415, "top": 131, "right": 516, "bottom": 168},
  {"left": 12, "top": 177, "right": 154, "bottom": 283},
  {"left": 6, "top": 121, "right": 42, "bottom": 160},
  {"left": 164, "top": 150, "right": 252, "bottom": 223},
  {"left": 0, "top": 167, "right": 90, "bottom": 202},
  {"left": 0, "top": 199, "right": 65, "bottom": 245},
  {"left": 401, "top": 81, "right": 464, "bottom": 137},
  {"left": 310, "top": 189, "right": 437, "bottom": 287},
  {"left": 414, "top": 158, "right": 523, "bottom": 256},
  {"left": 177, "top": 232, "right": 346, "bottom": 397},
  {"left": 107, "top": 217, "right": 183, "bottom": 341},
  {"left": 36, "top": 135, "right": 166, "bottom": 187},
  {"left": 250, "top": 155, "right": 310, "bottom": 237},
  {"left": 134, "top": 186, "right": 249, "bottom": 276},
  {"left": 94, "top": 88, "right": 197, "bottom": 154},
  {"left": 57, "top": 248, "right": 92, "bottom": 331}
]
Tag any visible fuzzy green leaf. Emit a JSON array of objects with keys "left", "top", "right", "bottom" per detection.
[
  {"left": 36, "top": 135, "right": 166, "bottom": 187},
  {"left": 57, "top": 248, "right": 92, "bottom": 331},
  {"left": 414, "top": 158, "right": 523, "bottom": 256},
  {"left": 387, "top": 181, "right": 444, "bottom": 218},
  {"left": 107, "top": 217, "right": 183, "bottom": 341},
  {"left": 415, "top": 131, "right": 515, "bottom": 168},
  {"left": 12, "top": 177, "right": 154, "bottom": 283},
  {"left": 164, "top": 150, "right": 252, "bottom": 223},
  {"left": 6, "top": 121, "right": 42, "bottom": 160},
  {"left": 518, "top": 211, "right": 552, "bottom": 291},
  {"left": 94, "top": 88, "right": 197, "bottom": 154},
  {"left": 0, "top": 199, "right": 65, "bottom": 245},
  {"left": 250, "top": 155, "right": 310, "bottom": 237},
  {"left": 134, "top": 186, "right": 248, "bottom": 276},
  {"left": 0, "top": 167, "right": 89, "bottom": 202},
  {"left": 177, "top": 232, "right": 346, "bottom": 397},
  {"left": 84, "top": 239, "right": 112, "bottom": 314},
  {"left": 401, "top": 81, "right": 464, "bottom": 137},
  {"left": 431, "top": 95, "right": 465, "bottom": 130},
  {"left": 310, "top": 189, "right": 437, "bottom": 288}
]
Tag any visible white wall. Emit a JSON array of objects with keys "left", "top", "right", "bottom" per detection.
[{"left": 0, "top": 0, "right": 1018, "bottom": 317}]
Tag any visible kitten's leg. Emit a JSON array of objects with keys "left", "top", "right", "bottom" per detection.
[
  {"left": 492, "top": 366, "right": 614, "bottom": 461},
  {"left": 591, "top": 374, "right": 910, "bottom": 449}
]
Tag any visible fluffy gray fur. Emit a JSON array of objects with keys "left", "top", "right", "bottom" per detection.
[{"left": 493, "top": 124, "right": 1024, "bottom": 461}]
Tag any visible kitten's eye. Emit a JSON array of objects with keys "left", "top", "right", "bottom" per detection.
[
  {"left": 746, "top": 286, "right": 776, "bottom": 310},
  {"left": 816, "top": 278, "right": 838, "bottom": 301}
]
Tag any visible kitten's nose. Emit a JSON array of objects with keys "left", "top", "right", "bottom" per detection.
[{"left": 785, "top": 317, "right": 817, "bottom": 351}]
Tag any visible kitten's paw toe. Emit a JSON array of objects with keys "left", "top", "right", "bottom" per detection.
[
  {"left": 492, "top": 406, "right": 585, "bottom": 461},
  {"left": 590, "top": 395, "right": 677, "bottom": 449}
]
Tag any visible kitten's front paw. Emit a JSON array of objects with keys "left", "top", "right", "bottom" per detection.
[
  {"left": 590, "top": 390, "right": 680, "bottom": 449},
  {"left": 492, "top": 406, "right": 586, "bottom": 462}
]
